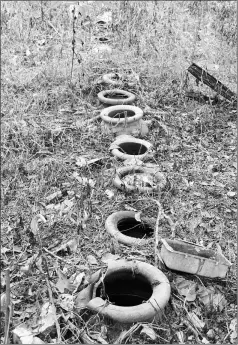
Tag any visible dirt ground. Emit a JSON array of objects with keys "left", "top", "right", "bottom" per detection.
[{"left": 1, "top": 1, "right": 237, "bottom": 344}]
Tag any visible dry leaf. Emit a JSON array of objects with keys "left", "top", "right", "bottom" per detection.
[
  {"left": 174, "top": 277, "right": 197, "bottom": 302},
  {"left": 37, "top": 302, "right": 56, "bottom": 334},
  {"left": 89, "top": 333, "right": 108, "bottom": 344},
  {"left": 72, "top": 272, "right": 85, "bottom": 292},
  {"left": 20, "top": 254, "right": 39, "bottom": 274},
  {"left": 76, "top": 156, "right": 87, "bottom": 167},
  {"left": 104, "top": 189, "right": 115, "bottom": 199},
  {"left": 227, "top": 191, "right": 236, "bottom": 198},
  {"left": 212, "top": 292, "right": 227, "bottom": 311},
  {"left": 187, "top": 312, "right": 205, "bottom": 329},
  {"left": 140, "top": 324, "right": 157, "bottom": 340},
  {"left": 123, "top": 157, "right": 143, "bottom": 166},
  {"left": 54, "top": 238, "right": 78, "bottom": 255},
  {"left": 134, "top": 211, "right": 142, "bottom": 222},
  {"left": 58, "top": 294, "right": 74, "bottom": 312},
  {"left": 230, "top": 318, "right": 237, "bottom": 343},
  {"left": 12, "top": 324, "right": 38, "bottom": 344},
  {"left": 101, "top": 252, "right": 121, "bottom": 263},
  {"left": 56, "top": 269, "right": 74, "bottom": 293},
  {"left": 87, "top": 255, "right": 98, "bottom": 265},
  {"left": 66, "top": 238, "right": 78, "bottom": 253},
  {"left": 45, "top": 191, "right": 62, "bottom": 203},
  {"left": 74, "top": 284, "right": 94, "bottom": 309},
  {"left": 0, "top": 293, "right": 6, "bottom": 315},
  {"left": 72, "top": 172, "right": 95, "bottom": 187},
  {"left": 197, "top": 286, "right": 227, "bottom": 311},
  {"left": 124, "top": 205, "right": 137, "bottom": 212},
  {"left": 176, "top": 331, "right": 185, "bottom": 343},
  {"left": 189, "top": 216, "right": 202, "bottom": 231},
  {"left": 30, "top": 217, "right": 39, "bottom": 235},
  {"left": 88, "top": 269, "right": 102, "bottom": 285}
]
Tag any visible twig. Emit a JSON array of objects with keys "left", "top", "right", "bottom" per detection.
[
  {"left": 163, "top": 213, "right": 176, "bottom": 238},
  {"left": 44, "top": 256, "right": 62, "bottom": 343},
  {"left": 47, "top": 20, "right": 61, "bottom": 36},
  {"left": 3, "top": 269, "right": 11, "bottom": 345},
  {"left": 182, "top": 319, "right": 200, "bottom": 343},
  {"left": 114, "top": 323, "right": 142, "bottom": 344},
  {"left": 43, "top": 247, "right": 72, "bottom": 264},
  {"left": 154, "top": 200, "right": 163, "bottom": 268}
]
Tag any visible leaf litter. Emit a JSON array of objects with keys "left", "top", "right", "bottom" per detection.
[{"left": 1, "top": 1, "right": 236, "bottom": 344}]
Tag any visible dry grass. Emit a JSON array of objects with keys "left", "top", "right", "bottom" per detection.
[{"left": 1, "top": 1, "right": 237, "bottom": 344}]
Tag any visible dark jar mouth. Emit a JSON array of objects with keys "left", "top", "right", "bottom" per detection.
[
  {"left": 118, "top": 142, "right": 148, "bottom": 155},
  {"left": 105, "top": 92, "right": 129, "bottom": 100},
  {"left": 96, "top": 270, "right": 153, "bottom": 306},
  {"left": 108, "top": 109, "right": 135, "bottom": 119},
  {"left": 117, "top": 218, "right": 153, "bottom": 239}
]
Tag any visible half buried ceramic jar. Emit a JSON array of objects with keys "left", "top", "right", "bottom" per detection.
[
  {"left": 100, "top": 105, "right": 148, "bottom": 136},
  {"left": 105, "top": 211, "right": 154, "bottom": 246},
  {"left": 87, "top": 259, "right": 171, "bottom": 323},
  {"left": 109, "top": 135, "right": 152, "bottom": 161}
]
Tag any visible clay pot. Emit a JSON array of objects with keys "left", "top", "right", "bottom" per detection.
[
  {"left": 100, "top": 105, "right": 148, "bottom": 136},
  {"left": 98, "top": 89, "right": 136, "bottom": 105},
  {"left": 87, "top": 259, "right": 171, "bottom": 323},
  {"left": 102, "top": 73, "right": 123, "bottom": 86},
  {"left": 110, "top": 135, "right": 152, "bottom": 161},
  {"left": 105, "top": 211, "right": 153, "bottom": 246},
  {"left": 113, "top": 165, "right": 167, "bottom": 193}
]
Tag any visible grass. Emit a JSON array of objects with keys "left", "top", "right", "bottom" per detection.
[{"left": 1, "top": 1, "right": 237, "bottom": 344}]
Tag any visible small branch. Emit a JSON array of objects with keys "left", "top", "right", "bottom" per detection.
[
  {"left": 154, "top": 200, "right": 163, "bottom": 268},
  {"left": 4, "top": 269, "right": 11, "bottom": 345},
  {"left": 114, "top": 323, "right": 142, "bottom": 344},
  {"left": 163, "top": 213, "right": 176, "bottom": 238},
  {"left": 43, "top": 247, "right": 72, "bottom": 264},
  {"left": 43, "top": 256, "right": 62, "bottom": 343}
]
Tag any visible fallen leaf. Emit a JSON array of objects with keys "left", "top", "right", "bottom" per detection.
[
  {"left": 124, "top": 205, "right": 137, "bottom": 212},
  {"left": 30, "top": 217, "right": 39, "bottom": 235},
  {"left": 54, "top": 238, "right": 78, "bottom": 255},
  {"left": 74, "top": 284, "right": 94, "bottom": 309},
  {"left": 88, "top": 269, "right": 102, "bottom": 285},
  {"left": 104, "top": 189, "right": 115, "bottom": 199},
  {"left": 123, "top": 157, "right": 143, "bottom": 166},
  {"left": 0, "top": 293, "right": 6, "bottom": 314},
  {"left": 37, "top": 302, "right": 56, "bottom": 334},
  {"left": 19, "top": 254, "right": 39, "bottom": 274},
  {"left": 45, "top": 191, "right": 62, "bottom": 203},
  {"left": 187, "top": 312, "right": 205, "bottom": 329},
  {"left": 72, "top": 272, "right": 85, "bottom": 292},
  {"left": 176, "top": 331, "right": 185, "bottom": 343},
  {"left": 212, "top": 292, "right": 227, "bottom": 311},
  {"left": 101, "top": 252, "right": 121, "bottom": 263},
  {"left": 87, "top": 255, "right": 98, "bottom": 265},
  {"left": 58, "top": 294, "right": 74, "bottom": 312},
  {"left": 56, "top": 269, "right": 74, "bottom": 293},
  {"left": 72, "top": 172, "right": 95, "bottom": 187},
  {"left": 197, "top": 286, "right": 227, "bottom": 311},
  {"left": 189, "top": 216, "right": 202, "bottom": 231},
  {"left": 206, "top": 329, "right": 215, "bottom": 339},
  {"left": 89, "top": 333, "right": 108, "bottom": 344},
  {"left": 12, "top": 324, "right": 34, "bottom": 344},
  {"left": 76, "top": 156, "right": 87, "bottom": 167},
  {"left": 66, "top": 238, "right": 78, "bottom": 253},
  {"left": 174, "top": 277, "right": 197, "bottom": 302},
  {"left": 227, "top": 191, "right": 236, "bottom": 198},
  {"left": 134, "top": 211, "right": 142, "bottom": 222},
  {"left": 230, "top": 318, "right": 237, "bottom": 343},
  {"left": 140, "top": 324, "right": 157, "bottom": 340}
]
